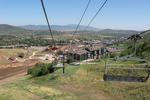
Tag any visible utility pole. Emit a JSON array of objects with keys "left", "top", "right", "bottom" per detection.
[
  {"left": 104, "top": 48, "right": 108, "bottom": 75},
  {"left": 147, "top": 50, "right": 150, "bottom": 66},
  {"left": 103, "top": 48, "right": 108, "bottom": 81},
  {"left": 62, "top": 54, "right": 65, "bottom": 73},
  {"left": 134, "top": 40, "right": 137, "bottom": 57}
]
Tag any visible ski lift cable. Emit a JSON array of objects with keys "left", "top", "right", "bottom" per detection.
[
  {"left": 104, "top": 29, "right": 150, "bottom": 82},
  {"left": 72, "top": 0, "right": 92, "bottom": 39},
  {"left": 118, "top": 29, "right": 150, "bottom": 42},
  {"left": 85, "top": 0, "right": 108, "bottom": 29},
  {"left": 139, "top": 29, "right": 150, "bottom": 35},
  {"left": 40, "top": 0, "right": 55, "bottom": 46}
]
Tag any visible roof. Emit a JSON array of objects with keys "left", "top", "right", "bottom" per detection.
[
  {"left": 85, "top": 43, "right": 103, "bottom": 51},
  {"left": 64, "top": 43, "right": 104, "bottom": 55},
  {"left": 106, "top": 47, "right": 120, "bottom": 53},
  {"left": 68, "top": 49, "right": 88, "bottom": 55}
]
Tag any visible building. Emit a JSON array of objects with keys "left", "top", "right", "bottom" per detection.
[
  {"left": 64, "top": 43, "right": 104, "bottom": 63},
  {"left": 85, "top": 44, "right": 103, "bottom": 59}
]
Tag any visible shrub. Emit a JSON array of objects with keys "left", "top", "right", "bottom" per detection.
[
  {"left": 28, "top": 63, "right": 54, "bottom": 77},
  {"left": 18, "top": 53, "right": 25, "bottom": 58},
  {"left": 110, "top": 53, "right": 117, "bottom": 58}
]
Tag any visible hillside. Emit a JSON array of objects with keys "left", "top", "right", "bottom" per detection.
[
  {"left": 142, "top": 30, "right": 150, "bottom": 39},
  {"left": 20, "top": 24, "right": 100, "bottom": 31},
  {"left": 0, "top": 24, "right": 146, "bottom": 42},
  {"left": 0, "top": 24, "right": 139, "bottom": 37},
  {"left": 97, "top": 29, "right": 138, "bottom": 37},
  {"left": 0, "top": 61, "right": 150, "bottom": 100},
  {"left": 0, "top": 24, "right": 64, "bottom": 36},
  {"left": 0, "top": 24, "right": 31, "bottom": 36}
]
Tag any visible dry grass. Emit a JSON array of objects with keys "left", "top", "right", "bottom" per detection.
[
  {"left": 0, "top": 48, "right": 26, "bottom": 56},
  {"left": 0, "top": 49, "right": 27, "bottom": 65},
  {"left": 0, "top": 62, "right": 150, "bottom": 100}
]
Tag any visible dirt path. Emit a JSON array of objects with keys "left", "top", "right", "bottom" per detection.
[
  {"left": 0, "top": 66, "right": 27, "bottom": 85},
  {"left": 0, "top": 60, "right": 39, "bottom": 85},
  {"left": 0, "top": 66, "right": 28, "bottom": 80},
  {"left": 0, "top": 48, "right": 46, "bottom": 85},
  {"left": 0, "top": 72, "right": 26, "bottom": 85},
  {"left": 29, "top": 51, "right": 38, "bottom": 59}
]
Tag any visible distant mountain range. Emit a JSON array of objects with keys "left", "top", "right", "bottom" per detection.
[
  {"left": 20, "top": 24, "right": 100, "bottom": 31},
  {"left": 97, "top": 29, "right": 138, "bottom": 37},
  {"left": 0, "top": 24, "right": 31, "bottom": 36},
  {"left": 0, "top": 24, "right": 149, "bottom": 38}
]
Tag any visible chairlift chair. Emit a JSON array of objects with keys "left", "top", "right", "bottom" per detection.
[
  {"left": 103, "top": 65, "right": 150, "bottom": 82},
  {"left": 103, "top": 30, "right": 150, "bottom": 82}
]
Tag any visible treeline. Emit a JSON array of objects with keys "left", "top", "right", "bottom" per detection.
[
  {"left": 136, "top": 39, "right": 150, "bottom": 57},
  {"left": 121, "top": 35, "right": 150, "bottom": 58},
  {"left": 0, "top": 35, "right": 70, "bottom": 46}
]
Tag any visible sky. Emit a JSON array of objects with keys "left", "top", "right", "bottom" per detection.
[{"left": 0, "top": 0, "right": 150, "bottom": 30}]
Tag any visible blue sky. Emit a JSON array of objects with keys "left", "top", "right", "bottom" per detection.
[{"left": 0, "top": 0, "right": 150, "bottom": 30}]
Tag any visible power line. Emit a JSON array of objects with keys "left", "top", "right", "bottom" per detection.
[
  {"left": 118, "top": 29, "right": 150, "bottom": 42},
  {"left": 40, "top": 0, "right": 55, "bottom": 46},
  {"left": 86, "top": 0, "right": 108, "bottom": 29},
  {"left": 72, "top": 0, "right": 91, "bottom": 39}
]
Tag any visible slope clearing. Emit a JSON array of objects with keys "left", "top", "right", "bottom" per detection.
[{"left": 0, "top": 60, "right": 150, "bottom": 100}]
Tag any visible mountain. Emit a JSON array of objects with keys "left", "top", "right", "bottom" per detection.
[
  {"left": 20, "top": 24, "right": 100, "bottom": 31},
  {"left": 0, "top": 24, "right": 143, "bottom": 38},
  {"left": 97, "top": 29, "right": 138, "bottom": 37},
  {"left": 0, "top": 24, "right": 31, "bottom": 36},
  {"left": 98, "top": 29, "right": 138, "bottom": 35}
]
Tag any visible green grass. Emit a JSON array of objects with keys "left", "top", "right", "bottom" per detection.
[
  {"left": 91, "top": 59, "right": 143, "bottom": 64},
  {"left": 0, "top": 61, "right": 150, "bottom": 100}
]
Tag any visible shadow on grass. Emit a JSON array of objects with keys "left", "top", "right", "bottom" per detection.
[{"left": 103, "top": 74, "right": 149, "bottom": 82}]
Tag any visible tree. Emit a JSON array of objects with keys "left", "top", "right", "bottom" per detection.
[
  {"left": 128, "top": 34, "right": 142, "bottom": 56},
  {"left": 142, "top": 42, "right": 150, "bottom": 65}
]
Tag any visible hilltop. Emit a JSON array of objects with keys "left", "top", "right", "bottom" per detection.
[{"left": 98, "top": 29, "right": 138, "bottom": 36}]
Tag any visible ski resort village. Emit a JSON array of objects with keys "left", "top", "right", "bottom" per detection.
[{"left": 0, "top": 0, "right": 150, "bottom": 100}]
